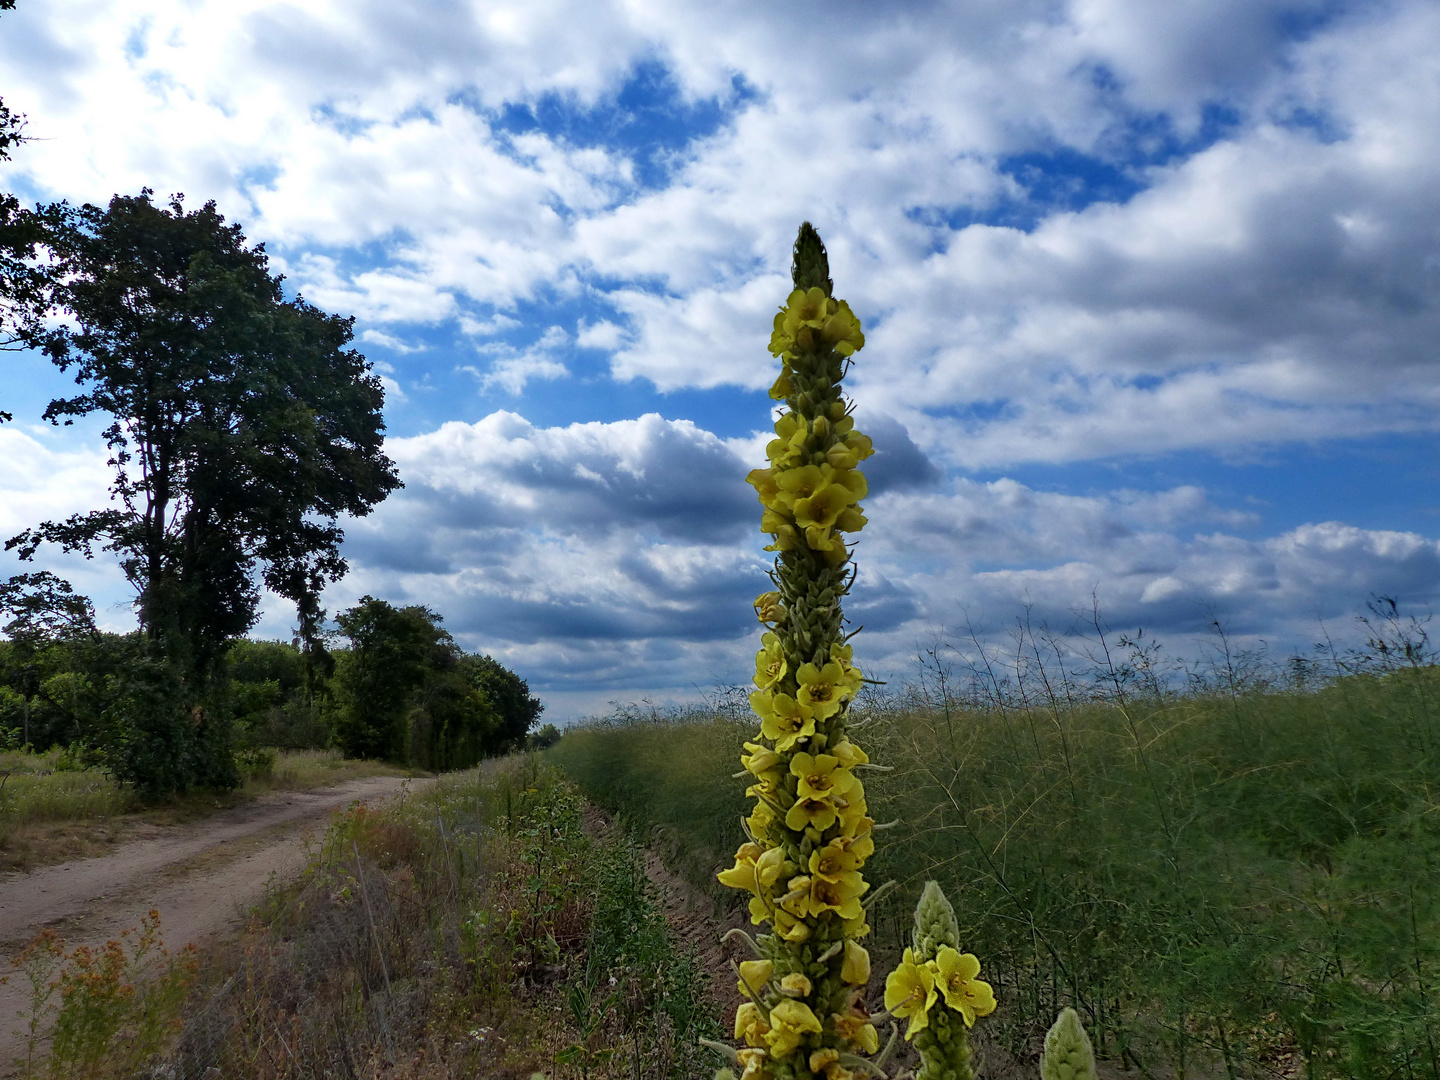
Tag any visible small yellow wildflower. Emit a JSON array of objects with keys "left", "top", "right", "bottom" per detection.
[
  {"left": 740, "top": 741, "right": 781, "bottom": 776},
  {"left": 747, "top": 467, "right": 781, "bottom": 507},
  {"left": 821, "top": 299, "right": 865, "bottom": 356},
  {"left": 781, "top": 286, "right": 832, "bottom": 335},
  {"left": 789, "top": 752, "right": 857, "bottom": 801},
  {"left": 931, "top": 945, "right": 997, "bottom": 1027},
  {"left": 738, "top": 959, "right": 774, "bottom": 999},
  {"left": 832, "top": 993, "right": 880, "bottom": 1054},
  {"left": 737, "top": 1047, "right": 769, "bottom": 1080},
  {"left": 778, "top": 972, "right": 812, "bottom": 997},
  {"left": 884, "top": 947, "right": 938, "bottom": 1040},
  {"left": 769, "top": 370, "right": 793, "bottom": 400},
  {"left": 752, "top": 690, "right": 814, "bottom": 752},
  {"left": 795, "top": 661, "right": 849, "bottom": 721},
  {"left": 753, "top": 632, "right": 787, "bottom": 690},
  {"left": 841, "top": 940, "right": 871, "bottom": 985},
  {"left": 754, "top": 592, "right": 787, "bottom": 625},
  {"left": 765, "top": 999, "right": 823, "bottom": 1059},
  {"left": 803, "top": 870, "right": 868, "bottom": 920},
  {"left": 809, "top": 840, "right": 862, "bottom": 881},
  {"left": 785, "top": 795, "right": 838, "bottom": 833},
  {"left": 717, "top": 843, "right": 765, "bottom": 894},
  {"left": 827, "top": 738, "right": 869, "bottom": 768},
  {"left": 735, "top": 1001, "right": 770, "bottom": 1045}
]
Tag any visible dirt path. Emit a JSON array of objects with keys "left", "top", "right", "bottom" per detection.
[{"left": 0, "top": 774, "right": 428, "bottom": 1072}]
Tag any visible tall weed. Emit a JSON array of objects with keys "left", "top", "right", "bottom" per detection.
[{"left": 552, "top": 611, "right": 1440, "bottom": 1080}]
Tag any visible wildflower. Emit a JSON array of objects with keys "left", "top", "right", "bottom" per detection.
[
  {"left": 885, "top": 947, "right": 938, "bottom": 1040},
  {"left": 752, "top": 691, "right": 814, "bottom": 752},
  {"left": 779, "top": 972, "right": 812, "bottom": 997},
  {"left": 737, "top": 1047, "right": 769, "bottom": 1080},
  {"left": 717, "top": 843, "right": 765, "bottom": 894},
  {"left": 740, "top": 741, "right": 782, "bottom": 776},
  {"left": 832, "top": 993, "right": 880, "bottom": 1054},
  {"left": 736, "top": 1001, "right": 770, "bottom": 1046},
  {"left": 841, "top": 940, "right": 871, "bottom": 985},
  {"left": 821, "top": 299, "right": 865, "bottom": 356},
  {"left": 738, "top": 959, "right": 775, "bottom": 1000},
  {"left": 796, "top": 662, "right": 849, "bottom": 721},
  {"left": 765, "top": 999, "right": 823, "bottom": 1058},
  {"left": 789, "top": 752, "right": 856, "bottom": 801},
  {"left": 810, "top": 840, "right": 863, "bottom": 880},
  {"left": 753, "top": 633, "right": 788, "bottom": 690},
  {"left": 754, "top": 592, "right": 786, "bottom": 625},
  {"left": 931, "top": 945, "right": 997, "bottom": 1027}
]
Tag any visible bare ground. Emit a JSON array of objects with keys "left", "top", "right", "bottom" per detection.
[{"left": 0, "top": 774, "right": 429, "bottom": 1074}]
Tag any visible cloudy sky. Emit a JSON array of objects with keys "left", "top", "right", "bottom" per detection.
[{"left": 2, "top": 0, "right": 1439, "bottom": 719}]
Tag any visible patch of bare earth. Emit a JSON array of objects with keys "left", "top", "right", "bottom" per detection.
[{"left": 0, "top": 774, "right": 430, "bottom": 1076}]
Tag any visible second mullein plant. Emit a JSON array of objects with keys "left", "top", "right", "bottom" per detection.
[{"left": 710, "top": 225, "right": 1098, "bottom": 1080}]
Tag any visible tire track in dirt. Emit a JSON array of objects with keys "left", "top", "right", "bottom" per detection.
[{"left": 0, "top": 774, "right": 429, "bottom": 1074}]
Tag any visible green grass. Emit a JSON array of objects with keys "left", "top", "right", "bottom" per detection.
[{"left": 550, "top": 661, "right": 1440, "bottom": 1080}]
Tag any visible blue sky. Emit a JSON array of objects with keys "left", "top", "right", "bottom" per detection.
[{"left": 2, "top": 0, "right": 1439, "bottom": 719}]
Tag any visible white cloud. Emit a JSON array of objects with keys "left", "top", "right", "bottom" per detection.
[{"left": 576, "top": 318, "right": 623, "bottom": 350}]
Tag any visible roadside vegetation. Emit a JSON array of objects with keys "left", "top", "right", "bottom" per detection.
[
  {"left": 8, "top": 758, "right": 719, "bottom": 1080},
  {"left": 551, "top": 603, "right": 1440, "bottom": 1080}
]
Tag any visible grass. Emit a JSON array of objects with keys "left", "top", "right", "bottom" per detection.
[
  {"left": 0, "top": 747, "right": 409, "bottom": 871},
  {"left": 7, "top": 756, "right": 721, "bottom": 1079},
  {"left": 549, "top": 625, "right": 1440, "bottom": 1080}
]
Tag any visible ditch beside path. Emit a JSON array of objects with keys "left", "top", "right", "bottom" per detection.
[{"left": 0, "top": 773, "right": 430, "bottom": 1074}]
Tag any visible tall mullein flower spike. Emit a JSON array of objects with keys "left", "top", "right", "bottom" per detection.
[
  {"left": 884, "top": 881, "right": 998, "bottom": 1080},
  {"left": 1040, "top": 1009, "right": 1097, "bottom": 1080},
  {"left": 717, "top": 223, "right": 879, "bottom": 1080}
]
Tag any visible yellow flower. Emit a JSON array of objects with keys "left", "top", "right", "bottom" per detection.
[
  {"left": 747, "top": 467, "right": 781, "bottom": 508},
  {"left": 769, "top": 370, "right": 793, "bottom": 399},
  {"left": 820, "top": 299, "right": 865, "bottom": 356},
  {"left": 833, "top": 994, "right": 880, "bottom": 1054},
  {"left": 789, "top": 752, "right": 858, "bottom": 801},
  {"left": 741, "top": 741, "right": 782, "bottom": 776},
  {"left": 802, "top": 870, "right": 868, "bottom": 920},
  {"left": 827, "top": 738, "right": 869, "bottom": 768},
  {"left": 835, "top": 825, "right": 875, "bottom": 861},
  {"left": 809, "top": 840, "right": 863, "bottom": 880},
  {"left": 778, "top": 972, "right": 812, "bottom": 997},
  {"left": 836, "top": 789, "right": 870, "bottom": 837},
  {"left": 781, "top": 287, "right": 832, "bottom": 336},
  {"left": 834, "top": 506, "right": 867, "bottom": 534},
  {"left": 754, "top": 632, "right": 787, "bottom": 690},
  {"left": 785, "top": 795, "right": 838, "bottom": 833},
  {"left": 773, "top": 465, "right": 826, "bottom": 512},
  {"left": 769, "top": 311, "right": 795, "bottom": 358},
  {"left": 772, "top": 906, "right": 811, "bottom": 942},
  {"left": 765, "top": 999, "right": 823, "bottom": 1059},
  {"left": 747, "top": 799, "right": 775, "bottom": 840},
  {"left": 796, "top": 662, "right": 849, "bottom": 722},
  {"left": 738, "top": 959, "right": 774, "bottom": 1000},
  {"left": 735, "top": 1001, "right": 771, "bottom": 1046},
  {"left": 766, "top": 414, "right": 808, "bottom": 469},
  {"left": 754, "top": 592, "right": 786, "bottom": 625},
  {"left": 884, "top": 948, "right": 938, "bottom": 1040},
  {"left": 931, "top": 945, "right": 997, "bottom": 1027},
  {"left": 737, "top": 1047, "right": 769, "bottom": 1080},
  {"left": 753, "top": 691, "right": 815, "bottom": 752},
  {"left": 841, "top": 940, "right": 871, "bottom": 985},
  {"left": 718, "top": 842, "right": 765, "bottom": 894},
  {"left": 810, "top": 1049, "right": 840, "bottom": 1074},
  {"left": 793, "top": 480, "right": 854, "bottom": 533}
]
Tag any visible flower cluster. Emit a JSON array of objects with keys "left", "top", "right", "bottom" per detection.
[
  {"left": 716, "top": 225, "right": 880, "bottom": 1080},
  {"left": 882, "top": 881, "right": 996, "bottom": 1080},
  {"left": 883, "top": 945, "right": 997, "bottom": 1039}
]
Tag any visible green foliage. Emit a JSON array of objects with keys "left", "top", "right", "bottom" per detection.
[
  {"left": 467, "top": 652, "right": 545, "bottom": 752},
  {"left": 333, "top": 597, "right": 505, "bottom": 768},
  {"left": 4, "top": 191, "right": 400, "bottom": 791},
  {"left": 553, "top": 643, "right": 1440, "bottom": 1080}
]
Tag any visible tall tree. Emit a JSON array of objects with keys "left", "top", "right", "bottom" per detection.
[
  {"left": 0, "top": 0, "right": 53, "bottom": 419},
  {"left": 6, "top": 192, "right": 400, "bottom": 789}
]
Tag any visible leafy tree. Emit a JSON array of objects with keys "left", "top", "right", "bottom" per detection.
[
  {"left": 465, "top": 654, "right": 543, "bottom": 752},
  {"left": 5, "top": 193, "right": 401, "bottom": 790},
  {"left": 334, "top": 597, "right": 445, "bottom": 761}
]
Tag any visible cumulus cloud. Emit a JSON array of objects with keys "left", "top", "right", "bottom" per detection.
[{"left": 4, "top": 0, "right": 1439, "bottom": 715}]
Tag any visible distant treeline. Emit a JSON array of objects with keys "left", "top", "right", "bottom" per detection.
[{"left": 0, "top": 591, "right": 547, "bottom": 786}]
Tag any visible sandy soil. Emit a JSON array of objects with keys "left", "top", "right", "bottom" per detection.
[{"left": 0, "top": 774, "right": 427, "bottom": 1073}]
